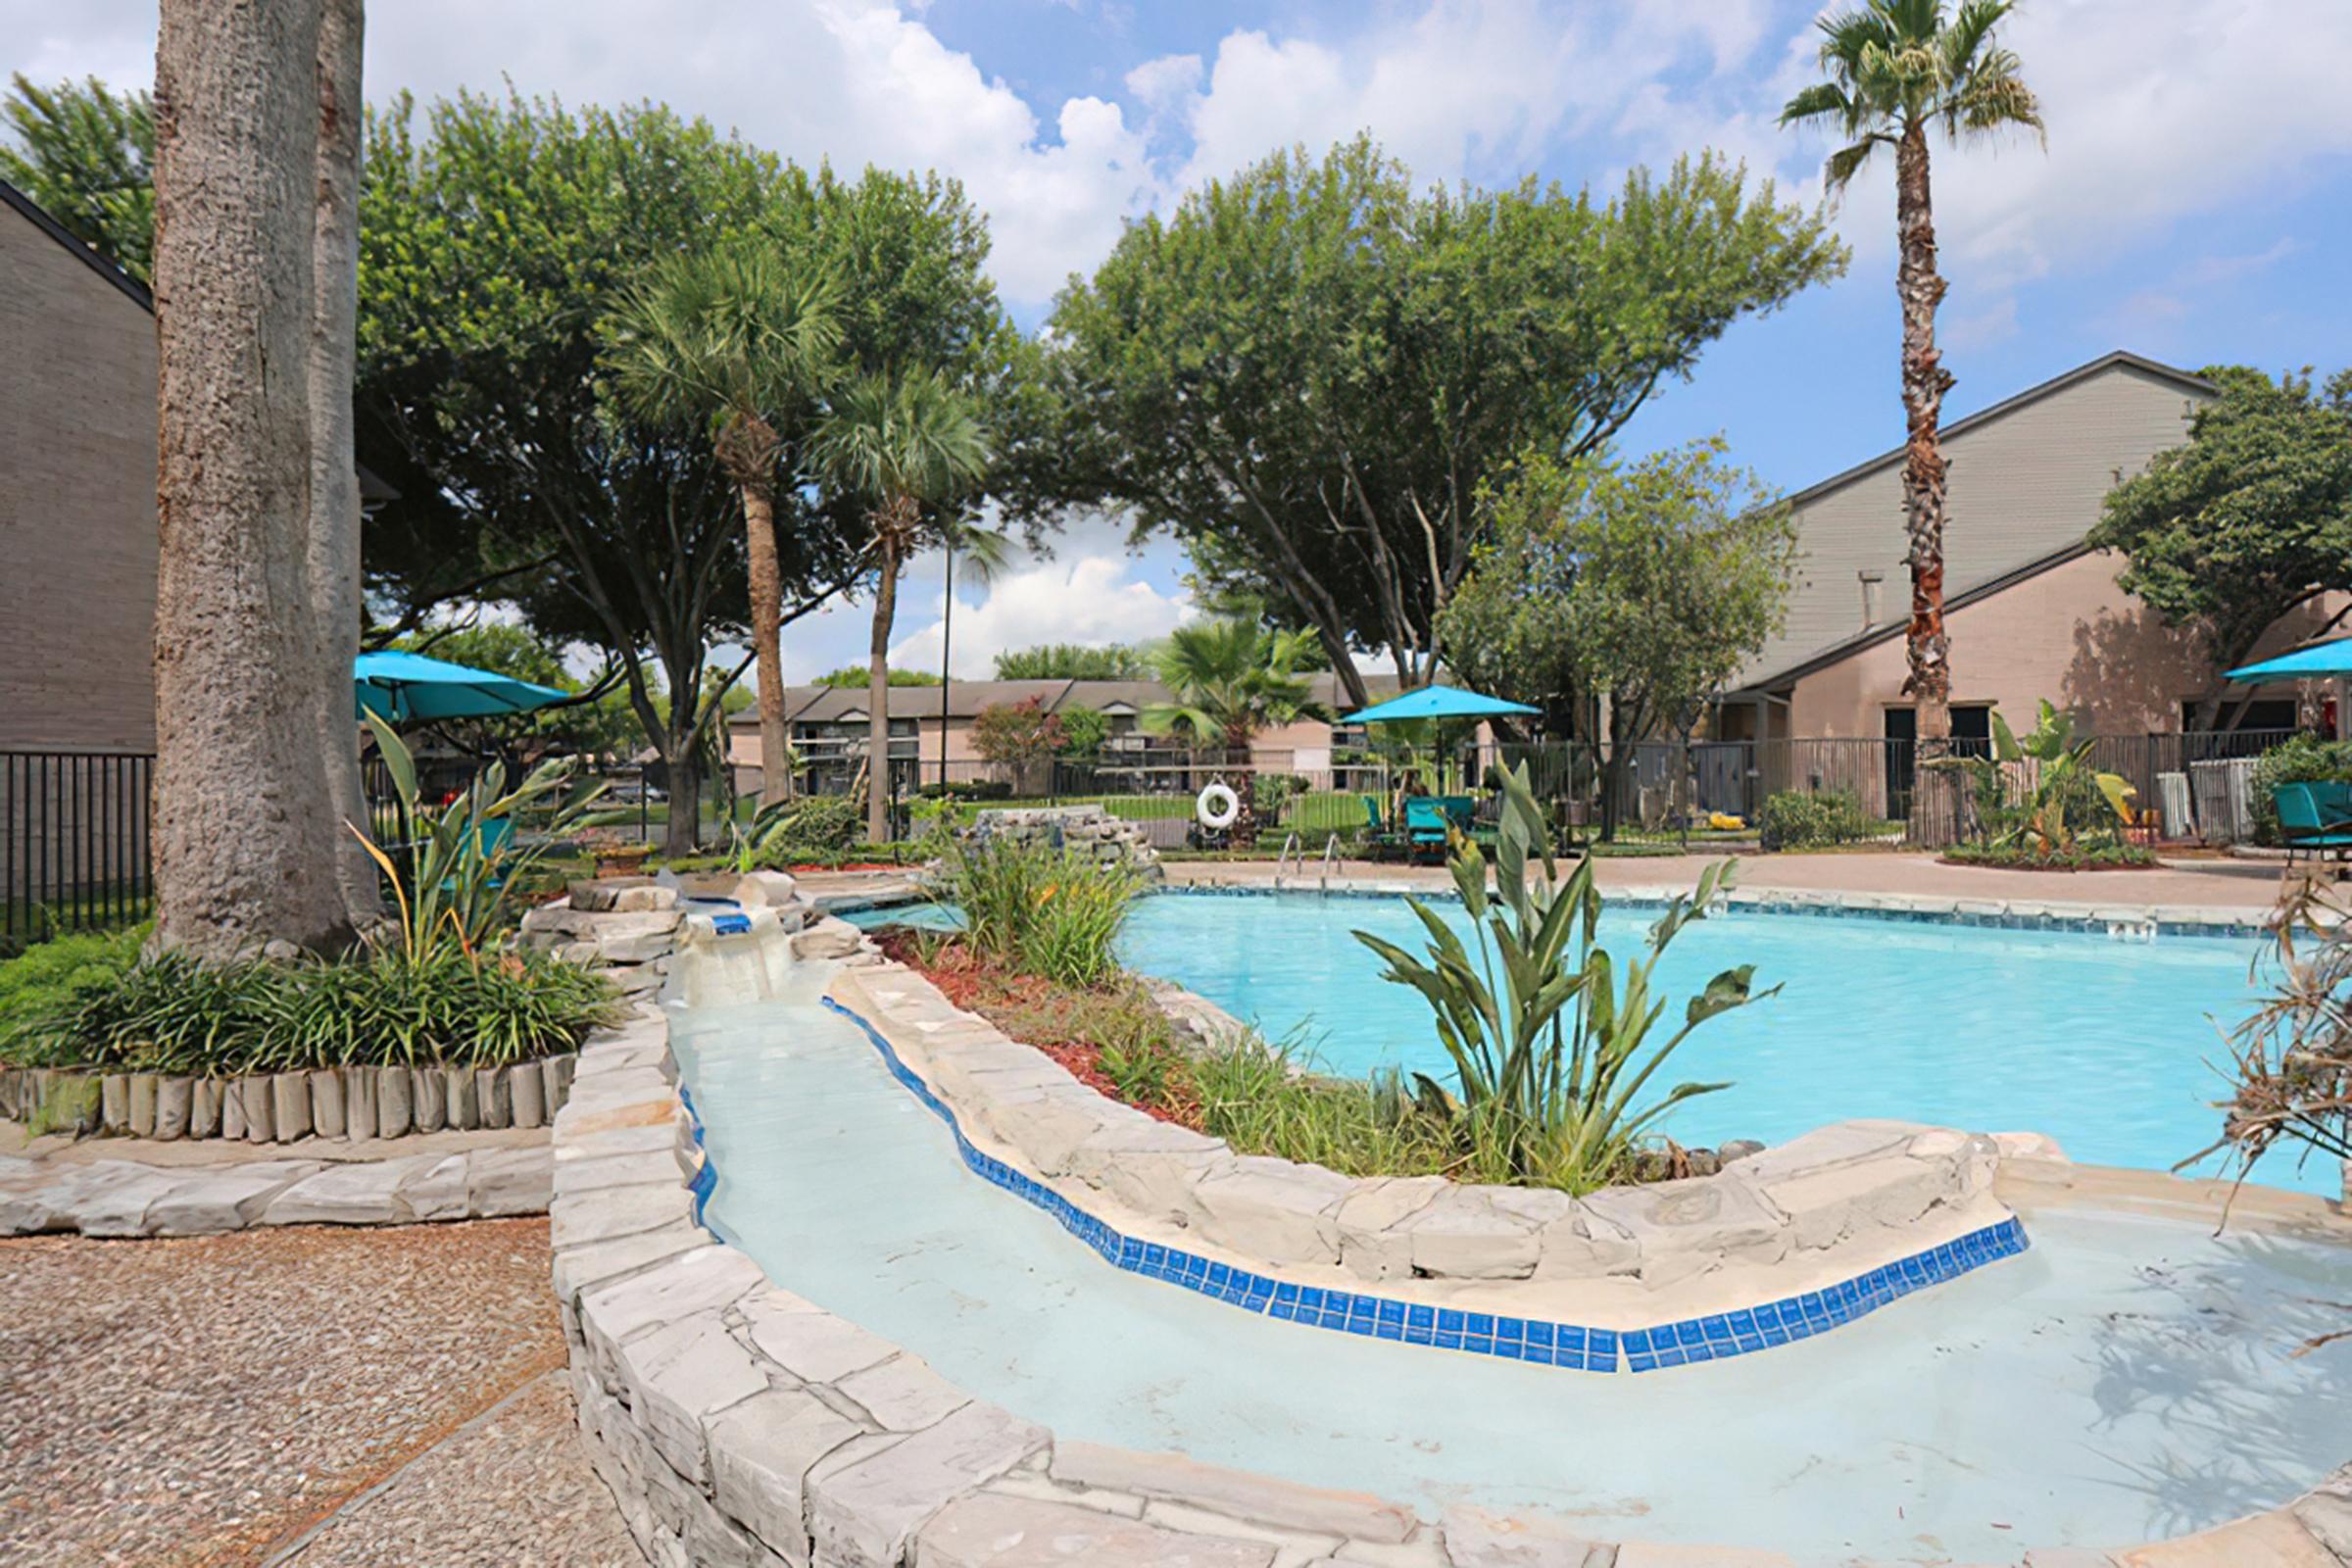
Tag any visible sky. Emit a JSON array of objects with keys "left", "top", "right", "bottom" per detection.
[{"left": 10, "top": 0, "right": 2351, "bottom": 685}]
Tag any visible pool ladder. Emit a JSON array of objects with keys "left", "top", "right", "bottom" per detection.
[{"left": 1275, "top": 832, "right": 1345, "bottom": 891}]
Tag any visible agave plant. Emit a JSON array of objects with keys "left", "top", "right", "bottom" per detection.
[
  {"left": 354, "top": 713, "right": 608, "bottom": 962},
  {"left": 1352, "top": 760, "right": 1774, "bottom": 1191}
]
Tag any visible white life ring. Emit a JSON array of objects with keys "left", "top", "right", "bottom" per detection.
[{"left": 1196, "top": 781, "right": 1241, "bottom": 830}]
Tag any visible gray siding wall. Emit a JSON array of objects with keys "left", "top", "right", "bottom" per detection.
[{"left": 1742, "top": 361, "right": 2210, "bottom": 689}]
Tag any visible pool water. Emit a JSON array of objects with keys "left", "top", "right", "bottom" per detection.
[
  {"left": 673, "top": 970, "right": 2352, "bottom": 1560},
  {"left": 1102, "top": 892, "right": 2315, "bottom": 1193}
]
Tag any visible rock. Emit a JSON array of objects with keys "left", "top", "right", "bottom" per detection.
[
  {"left": 272, "top": 1071, "right": 313, "bottom": 1142},
  {"left": 707, "top": 1386, "right": 869, "bottom": 1565},
  {"left": 146, "top": 1161, "right": 322, "bottom": 1235},
  {"left": 577, "top": 1248, "right": 768, "bottom": 1387},
  {"left": 834, "top": 1353, "right": 971, "bottom": 1433},
  {"left": 238, "top": 1076, "right": 275, "bottom": 1143},
  {"left": 1334, "top": 1176, "right": 1447, "bottom": 1281},
  {"left": 411, "top": 1064, "right": 447, "bottom": 1133},
  {"left": 732, "top": 870, "right": 800, "bottom": 907},
  {"left": 100, "top": 1074, "right": 130, "bottom": 1133},
  {"left": 263, "top": 1156, "right": 430, "bottom": 1225},
  {"left": 792, "top": 921, "right": 866, "bottom": 960},
  {"left": 618, "top": 1309, "right": 771, "bottom": 1483},
  {"left": 808, "top": 1401, "right": 1050, "bottom": 1568},
  {"left": 466, "top": 1145, "right": 554, "bottom": 1217},
  {"left": 1992, "top": 1130, "right": 2070, "bottom": 1163},
  {"left": 511, "top": 1063, "right": 547, "bottom": 1128},
  {"left": 1685, "top": 1149, "right": 1721, "bottom": 1178},
  {"left": 395, "top": 1153, "right": 471, "bottom": 1222},
  {"left": 127, "top": 1073, "right": 158, "bottom": 1137},
  {"left": 221, "top": 1081, "right": 248, "bottom": 1141},
  {"left": 189, "top": 1078, "right": 223, "bottom": 1139},
  {"left": 446, "top": 1064, "right": 479, "bottom": 1130},
  {"left": 2110, "top": 1509, "right": 2339, "bottom": 1566},
  {"left": 740, "top": 1290, "right": 900, "bottom": 1384},
  {"left": 1582, "top": 1174, "right": 1789, "bottom": 1282},
  {"left": 917, "top": 1492, "right": 1280, "bottom": 1568},
  {"left": 598, "top": 930, "right": 680, "bottom": 964},
  {"left": 2291, "top": 1464, "right": 2352, "bottom": 1558},
  {"left": 552, "top": 1223, "right": 710, "bottom": 1312},
  {"left": 570, "top": 878, "right": 679, "bottom": 913},
  {"left": 552, "top": 1180, "right": 698, "bottom": 1253},
  {"left": 309, "top": 1068, "right": 346, "bottom": 1139},
  {"left": 477, "top": 1064, "right": 513, "bottom": 1130},
  {"left": 544, "top": 1054, "right": 577, "bottom": 1114},
  {"left": 342, "top": 1065, "right": 377, "bottom": 1142},
  {"left": 1718, "top": 1139, "right": 1764, "bottom": 1164},
  {"left": 70, "top": 1162, "right": 190, "bottom": 1238},
  {"left": 1189, "top": 1156, "right": 1354, "bottom": 1266},
  {"left": 377, "top": 1063, "right": 414, "bottom": 1139},
  {"left": 1052, "top": 1443, "right": 1417, "bottom": 1544},
  {"left": 1438, "top": 1506, "right": 1616, "bottom": 1567},
  {"left": 1401, "top": 1188, "right": 1551, "bottom": 1281},
  {"left": 153, "top": 1076, "right": 193, "bottom": 1141}
]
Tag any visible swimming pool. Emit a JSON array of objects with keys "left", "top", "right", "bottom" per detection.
[
  {"left": 672, "top": 971, "right": 2352, "bottom": 1559},
  {"left": 1114, "top": 892, "right": 2301, "bottom": 1190}
]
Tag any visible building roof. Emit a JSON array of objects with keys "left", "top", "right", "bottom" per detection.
[
  {"left": 1730, "top": 350, "right": 2216, "bottom": 697},
  {"left": 1, "top": 175, "right": 399, "bottom": 507},
  {"left": 734, "top": 669, "right": 1404, "bottom": 727}
]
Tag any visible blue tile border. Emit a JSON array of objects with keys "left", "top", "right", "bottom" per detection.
[
  {"left": 1149, "top": 882, "right": 2266, "bottom": 941},
  {"left": 809, "top": 994, "right": 2031, "bottom": 1377}
]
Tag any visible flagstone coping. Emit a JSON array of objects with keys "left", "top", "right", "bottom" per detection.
[{"left": 553, "top": 988, "right": 2352, "bottom": 1568}]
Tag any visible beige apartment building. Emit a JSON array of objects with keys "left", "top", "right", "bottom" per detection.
[{"left": 1718, "top": 351, "right": 2337, "bottom": 746}]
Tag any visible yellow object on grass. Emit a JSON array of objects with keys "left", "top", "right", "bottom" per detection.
[{"left": 1708, "top": 811, "right": 1746, "bottom": 831}]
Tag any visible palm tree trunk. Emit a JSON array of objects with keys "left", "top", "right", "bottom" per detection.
[
  {"left": 1896, "top": 119, "right": 1958, "bottom": 842},
  {"left": 722, "top": 412, "right": 791, "bottom": 806},
  {"left": 309, "top": 0, "right": 376, "bottom": 927},
  {"left": 866, "top": 520, "right": 904, "bottom": 846},
  {"left": 152, "top": 0, "right": 351, "bottom": 959}
]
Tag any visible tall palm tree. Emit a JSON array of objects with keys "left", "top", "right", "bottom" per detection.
[
  {"left": 813, "top": 368, "right": 994, "bottom": 844},
  {"left": 604, "top": 244, "right": 839, "bottom": 805},
  {"left": 1143, "top": 620, "right": 1325, "bottom": 846},
  {"left": 1781, "top": 0, "right": 2041, "bottom": 788}
]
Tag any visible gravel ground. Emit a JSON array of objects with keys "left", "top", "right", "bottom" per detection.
[{"left": 0, "top": 1218, "right": 638, "bottom": 1567}]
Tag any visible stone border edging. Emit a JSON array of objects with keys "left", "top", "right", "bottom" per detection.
[
  {"left": 554, "top": 966, "right": 2352, "bottom": 1568},
  {"left": 826, "top": 960, "right": 2020, "bottom": 1322},
  {"left": 1154, "top": 877, "right": 2272, "bottom": 938},
  {"left": 0, "top": 1142, "right": 553, "bottom": 1236}
]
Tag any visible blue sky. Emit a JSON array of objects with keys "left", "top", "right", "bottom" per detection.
[{"left": 11, "top": 0, "right": 2350, "bottom": 682}]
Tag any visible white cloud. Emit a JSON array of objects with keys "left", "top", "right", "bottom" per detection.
[{"left": 889, "top": 551, "right": 1192, "bottom": 678}]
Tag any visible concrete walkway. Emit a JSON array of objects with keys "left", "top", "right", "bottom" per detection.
[
  {"left": 0, "top": 1218, "right": 638, "bottom": 1567},
  {"left": 1163, "top": 848, "right": 2290, "bottom": 909}
]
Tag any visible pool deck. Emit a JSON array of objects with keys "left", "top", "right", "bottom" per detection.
[{"left": 1162, "top": 849, "right": 2290, "bottom": 911}]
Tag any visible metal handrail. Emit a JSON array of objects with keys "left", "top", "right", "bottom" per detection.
[
  {"left": 1319, "top": 833, "right": 1341, "bottom": 882},
  {"left": 1276, "top": 831, "right": 1301, "bottom": 880}
]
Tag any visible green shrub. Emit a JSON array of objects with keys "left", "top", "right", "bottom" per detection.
[
  {"left": 3, "top": 947, "right": 618, "bottom": 1075},
  {"left": 760, "top": 794, "right": 861, "bottom": 852},
  {"left": 2249, "top": 734, "right": 2352, "bottom": 846},
  {"left": 1188, "top": 1032, "right": 1461, "bottom": 1179},
  {"left": 1941, "top": 840, "right": 2158, "bottom": 869},
  {"left": 0, "top": 924, "right": 146, "bottom": 1056},
  {"left": 1252, "top": 773, "right": 1306, "bottom": 822},
  {"left": 1758, "top": 789, "right": 1875, "bottom": 848},
  {"left": 942, "top": 834, "right": 1146, "bottom": 989}
]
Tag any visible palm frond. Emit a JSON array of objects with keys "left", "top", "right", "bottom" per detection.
[{"left": 1822, "top": 137, "right": 1886, "bottom": 197}]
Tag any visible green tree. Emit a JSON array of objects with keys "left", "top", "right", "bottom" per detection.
[
  {"left": 1781, "top": 0, "right": 2042, "bottom": 765},
  {"left": 812, "top": 368, "right": 994, "bottom": 843},
  {"left": 1440, "top": 442, "right": 1797, "bottom": 838},
  {"left": 812, "top": 664, "right": 942, "bottom": 688},
  {"left": 1056, "top": 706, "right": 1110, "bottom": 757},
  {"left": 0, "top": 74, "right": 155, "bottom": 279},
  {"left": 1024, "top": 135, "right": 1842, "bottom": 708},
  {"left": 603, "top": 242, "right": 842, "bottom": 805},
  {"left": 1143, "top": 620, "right": 1325, "bottom": 845},
  {"left": 2088, "top": 366, "right": 2352, "bottom": 726},
  {"left": 970, "top": 698, "right": 1067, "bottom": 795},
  {"left": 994, "top": 643, "right": 1152, "bottom": 679},
  {"left": 356, "top": 92, "right": 1006, "bottom": 855}
]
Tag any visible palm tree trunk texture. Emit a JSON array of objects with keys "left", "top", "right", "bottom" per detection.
[
  {"left": 866, "top": 514, "right": 907, "bottom": 847},
  {"left": 1896, "top": 121, "right": 1960, "bottom": 845},
  {"left": 719, "top": 412, "right": 791, "bottom": 806},
  {"left": 152, "top": 0, "right": 352, "bottom": 958},
  {"left": 309, "top": 0, "right": 377, "bottom": 926}
]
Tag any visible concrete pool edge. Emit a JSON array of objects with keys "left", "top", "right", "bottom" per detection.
[
  {"left": 550, "top": 987, "right": 2352, "bottom": 1567},
  {"left": 825, "top": 958, "right": 2029, "bottom": 1330}
]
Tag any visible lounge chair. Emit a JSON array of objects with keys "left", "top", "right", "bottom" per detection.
[
  {"left": 2274, "top": 782, "right": 2352, "bottom": 864},
  {"left": 1359, "top": 795, "right": 1403, "bottom": 861},
  {"left": 1403, "top": 797, "right": 1457, "bottom": 861}
]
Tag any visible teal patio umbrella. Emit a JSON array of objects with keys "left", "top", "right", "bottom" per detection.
[
  {"left": 2227, "top": 638, "right": 2352, "bottom": 740},
  {"left": 1342, "top": 684, "right": 1539, "bottom": 797},
  {"left": 354, "top": 650, "right": 570, "bottom": 723}
]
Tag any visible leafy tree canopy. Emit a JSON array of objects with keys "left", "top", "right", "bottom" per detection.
[
  {"left": 1019, "top": 134, "right": 1844, "bottom": 707},
  {"left": 970, "top": 698, "right": 1066, "bottom": 764},
  {"left": 1, "top": 74, "right": 154, "bottom": 280},
  {"left": 812, "top": 664, "right": 942, "bottom": 688},
  {"left": 2088, "top": 365, "right": 2352, "bottom": 712},
  {"left": 1441, "top": 438, "right": 1796, "bottom": 777},
  {"left": 993, "top": 643, "right": 1153, "bottom": 680}
]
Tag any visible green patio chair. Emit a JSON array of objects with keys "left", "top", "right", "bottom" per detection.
[
  {"left": 1359, "top": 795, "right": 1402, "bottom": 862},
  {"left": 2275, "top": 782, "right": 2352, "bottom": 864}
]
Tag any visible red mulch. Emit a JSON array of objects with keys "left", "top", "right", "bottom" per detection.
[{"left": 871, "top": 930, "right": 1197, "bottom": 1127}]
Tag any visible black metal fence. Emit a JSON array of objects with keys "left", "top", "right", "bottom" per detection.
[{"left": 2, "top": 751, "right": 155, "bottom": 950}]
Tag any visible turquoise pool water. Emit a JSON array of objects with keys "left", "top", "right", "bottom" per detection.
[{"left": 853, "top": 891, "right": 2313, "bottom": 1193}]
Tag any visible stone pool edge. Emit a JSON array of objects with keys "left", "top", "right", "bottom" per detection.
[{"left": 552, "top": 978, "right": 2352, "bottom": 1568}]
